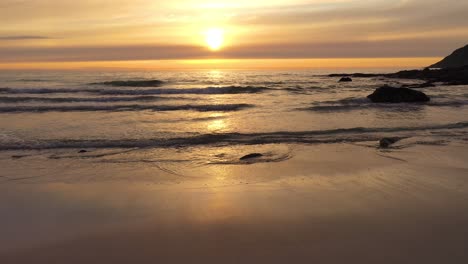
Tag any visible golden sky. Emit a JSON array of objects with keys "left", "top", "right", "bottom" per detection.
[{"left": 1, "top": 0, "right": 467, "bottom": 69}]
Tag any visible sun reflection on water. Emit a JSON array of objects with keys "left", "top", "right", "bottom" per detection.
[
  {"left": 207, "top": 119, "right": 227, "bottom": 131},
  {"left": 207, "top": 70, "right": 223, "bottom": 81},
  {"left": 204, "top": 112, "right": 230, "bottom": 132}
]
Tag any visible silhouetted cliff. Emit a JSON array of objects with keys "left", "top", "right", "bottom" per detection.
[{"left": 430, "top": 44, "right": 468, "bottom": 68}]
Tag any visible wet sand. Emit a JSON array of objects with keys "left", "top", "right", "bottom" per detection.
[{"left": 1, "top": 143, "right": 468, "bottom": 263}]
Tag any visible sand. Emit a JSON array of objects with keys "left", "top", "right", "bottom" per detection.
[{"left": 1, "top": 142, "right": 468, "bottom": 263}]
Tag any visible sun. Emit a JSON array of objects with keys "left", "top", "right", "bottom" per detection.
[{"left": 205, "top": 28, "right": 224, "bottom": 51}]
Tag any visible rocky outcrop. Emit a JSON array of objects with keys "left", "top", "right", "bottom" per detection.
[
  {"left": 329, "top": 44, "right": 468, "bottom": 86},
  {"left": 339, "top": 77, "right": 352, "bottom": 82},
  {"left": 430, "top": 44, "right": 468, "bottom": 69},
  {"left": 330, "top": 65, "right": 468, "bottom": 86},
  {"left": 379, "top": 138, "right": 401, "bottom": 148},
  {"left": 390, "top": 66, "right": 468, "bottom": 86},
  {"left": 240, "top": 153, "right": 263, "bottom": 160},
  {"left": 367, "top": 85, "right": 430, "bottom": 103}
]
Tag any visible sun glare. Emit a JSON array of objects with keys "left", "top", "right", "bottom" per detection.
[{"left": 205, "top": 28, "right": 224, "bottom": 51}]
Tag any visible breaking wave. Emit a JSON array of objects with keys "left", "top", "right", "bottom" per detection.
[
  {"left": 0, "top": 95, "right": 184, "bottom": 103},
  {"left": 90, "top": 80, "right": 164, "bottom": 87},
  {"left": 0, "top": 104, "right": 254, "bottom": 113},
  {"left": 16, "top": 79, "right": 51, "bottom": 82},
  {"left": 1, "top": 122, "right": 466, "bottom": 151},
  {"left": 301, "top": 97, "right": 468, "bottom": 112},
  {"left": 0, "top": 86, "right": 268, "bottom": 95}
]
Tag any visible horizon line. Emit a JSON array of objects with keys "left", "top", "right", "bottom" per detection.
[{"left": 0, "top": 57, "right": 441, "bottom": 71}]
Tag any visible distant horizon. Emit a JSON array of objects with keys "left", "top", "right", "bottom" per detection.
[{"left": 0, "top": 57, "right": 442, "bottom": 71}]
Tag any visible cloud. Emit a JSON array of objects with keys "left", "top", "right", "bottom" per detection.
[
  {"left": 0, "top": 37, "right": 464, "bottom": 63},
  {"left": 0, "top": 0, "right": 467, "bottom": 62},
  {"left": 0, "top": 35, "right": 51, "bottom": 40}
]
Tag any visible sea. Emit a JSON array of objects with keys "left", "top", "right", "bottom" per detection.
[{"left": 0, "top": 69, "right": 467, "bottom": 182}]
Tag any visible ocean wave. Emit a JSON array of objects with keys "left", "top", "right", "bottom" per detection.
[
  {"left": 1, "top": 122, "right": 466, "bottom": 151},
  {"left": 16, "top": 79, "right": 51, "bottom": 82},
  {"left": 284, "top": 85, "right": 322, "bottom": 94},
  {"left": 90, "top": 80, "right": 164, "bottom": 87},
  {"left": 96, "top": 86, "right": 269, "bottom": 95},
  {"left": 0, "top": 95, "right": 184, "bottom": 103},
  {"left": 301, "top": 97, "right": 468, "bottom": 112},
  {"left": 0, "top": 103, "right": 254, "bottom": 113},
  {"left": 0, "top": 86, "right": 268, "bottom": 95},
  {"left": 0, "top": 88, "right": 91, "bottom": 94}
]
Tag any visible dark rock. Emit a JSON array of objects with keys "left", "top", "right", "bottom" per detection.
[
  {"left": 240, "top": 153, "right": 263, "bottom": 160},
  {"left": 367, "top": 85, "right": 430, "bottom": 103},
  {"left": 78, "top": 150, "right": 88, "bottom": 153},
  {"left": 430, "top": 44, "right": 468, "bottom": 69},
  {"left": 339, "top": 77, "right": 352, "bottom": 82},
  {"left": 379, "top": 138, "right": 400, "bottom": 148}
]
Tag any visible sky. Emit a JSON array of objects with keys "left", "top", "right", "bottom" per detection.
[{"left": 1, "top": 0, "right": 467, "bottom": 70}]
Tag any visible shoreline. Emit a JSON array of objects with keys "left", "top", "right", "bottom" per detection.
[{"left": 1, "top": 142, "right": 468, "bottom": 263}]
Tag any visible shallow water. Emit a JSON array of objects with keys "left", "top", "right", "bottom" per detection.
[{"left": 0, "top": 69, "right": 467, "bottom": 181}]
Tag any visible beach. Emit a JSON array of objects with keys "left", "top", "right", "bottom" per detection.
[
  {"left": 1, "top": 142, "right": 468, "bottom": 263},
  {"left": 0, "top": 69, "right": 468, "bottom": 263}
]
